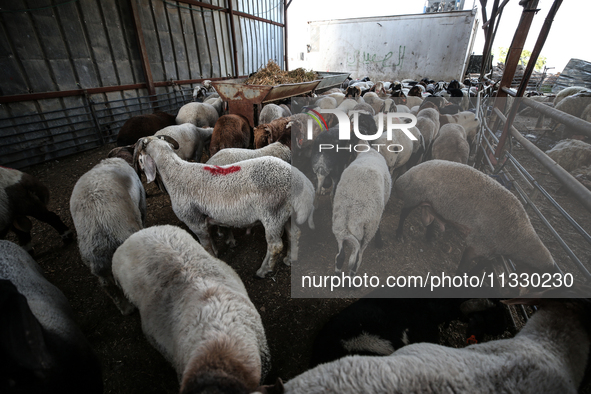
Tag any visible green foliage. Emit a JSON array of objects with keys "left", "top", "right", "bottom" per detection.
[{"left": 495, "top": 47, "right": 547, "bottom": 71}]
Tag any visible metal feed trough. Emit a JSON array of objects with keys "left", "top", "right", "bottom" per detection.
[{"left": 211, "top": 72, "right": 349, "bottom": 127}]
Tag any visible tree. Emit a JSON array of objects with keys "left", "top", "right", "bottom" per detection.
[{"left": 495, "top": 47, "right": 547, "bottom": 71}]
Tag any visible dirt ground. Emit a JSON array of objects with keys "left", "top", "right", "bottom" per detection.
[{"left": 6, "top": 110, "right": 591, "bottom": 393}]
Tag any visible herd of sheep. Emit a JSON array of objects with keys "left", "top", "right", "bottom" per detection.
[{"left": 0, "top": 76, "right": 590, "bottom": 394}]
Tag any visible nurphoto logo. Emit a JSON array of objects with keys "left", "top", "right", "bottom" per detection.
[{"left": 304, "top": 107, "right": 418, "bottom": 153}]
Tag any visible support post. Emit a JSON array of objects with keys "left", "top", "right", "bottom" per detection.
[
  {"left": 130, "top": 0, "right": 157, "bottom": 107},
  {"left": 284, "top": 0, "right": 289, "bottom": 70},
  {"left": 227, "top": 0, "right": 240, "bottom": 78},
  {"left": 494, "top": 0, "right": 561, "bottom": 158}
]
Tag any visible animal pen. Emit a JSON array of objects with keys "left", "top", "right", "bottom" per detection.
[{"left": 1, "top": 0, "right": 591, "bottom": 391}]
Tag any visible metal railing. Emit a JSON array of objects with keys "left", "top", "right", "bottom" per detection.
[
  {"left": 0, "top": 86, "right": 196, "bottom": 170},
  {"left": 475, "top": 93, "right": 591, "bottom": 287}
]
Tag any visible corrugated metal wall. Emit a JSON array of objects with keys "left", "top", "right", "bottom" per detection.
[{"left": 0, "top": 0, "right": 285, "bottom": 169}]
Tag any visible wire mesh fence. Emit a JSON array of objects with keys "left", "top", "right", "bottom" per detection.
[{"left": 0, "top": 85, "right": 196, "bottom": 170}]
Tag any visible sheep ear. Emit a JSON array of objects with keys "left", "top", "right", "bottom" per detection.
[
  {"left": 141, "top": 154, "right": 158, "bottom": 183},
  {"left": 286, "top": 121, "right": 293, "bottom": 129},
  {"left": 158, "top": 135, "right": 179, "bottom": 149}
]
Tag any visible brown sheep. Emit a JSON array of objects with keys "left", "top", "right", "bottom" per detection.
[
  {"left": 254, "top": 117, "right": 292, "bottom": 149},
  {"left": 116, "top": 111, "right": 176, "bottom": 146},
  {"left": 209, "top": 114, "right": 251, "bottom": 157}
]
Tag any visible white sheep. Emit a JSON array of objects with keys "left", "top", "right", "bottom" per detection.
[
  {"left": 362, "top": 94, "right": 390, "bottom": 114},
  {"left": 155, "top": 123, "right": 213, "bottom": 162},
  {"left": 327, "top": 92, "right": 346, "bottom": 106},
  {"left": 207, "top": 141, "right": 291, "bottom": 166},
  {"left": 332, "top": 148, "right": 392, "bottom": 277},
  {"left": 554, "top": 86, "right": 589, "bottom": 106},
  {"left": 394, "top": 160, "right": 556, "bottom": 275},
  {"left": 314, "top": 96, "right": 338, "bottom": 110},
  {"left": 133, "top": 136, "right": 315, "bottom": 278},
  {"left": 70, "top": 157, "right": 145, "bottom": 315},
  {"left": 112, "top": 225, "right": 270, "bottom": 393},
  {"left": 358, "top": 129, "right": 412, "bottom": 177},
  {"left": 203, "top": 96, "right": 224, "bottom": 116},
  {"left": 432, "top": 123, "right": 470, "bottom": 164},
  {"left": 337, "top": 98, "right": 360, "bottom": 113},
  {"left": 439, "top": 111, "right": 480, "bottom": 145},
  {"left": 261, "top": 294, "right": 589, "bottom": 394},
  {"left": 176, "top": 102, "right": 219, "bottom": 128},
  {"left": 405, "top": 95, "right": 423, "bottom": 109},
  {"left": 0, "top": 240, "right": 103, "bottom": 393},
  {"left": 416, "top": 107, "right": 441, "bottom": 147},
  {"left": 259, "top": 103, "right": 290, "bottom": 125}
]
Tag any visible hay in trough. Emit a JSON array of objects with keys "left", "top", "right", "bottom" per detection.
[{"left": 244, "top": 60, "right": 317, "bottom": 85}]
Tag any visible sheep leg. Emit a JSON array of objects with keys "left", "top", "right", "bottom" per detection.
[
  {"left": 98, "top": 275, "right": 136, "bottom": 316},
  {"left": 334, "top": 237, "right": 345, "bottom": 275},
  {"left": 255, "top": 225, "right": 284, "bottom": 278},
  {"left": 283, "top": 221, "right": 301, "bottom": 266},
  {"left": 25, "top": 205, "right": 73, "bottom": 243},
  {"left": 395, "top": 206, "right": 416, "bottom": 242},
  {"left": 425, "top": 222, "right": 437, "bottom": 242},
  {"left": 188, "top": 221, "right": 218, "bottom": 257},
  {"left": 346, "top": 236, "right": 361, "bottom": 277},
  {"left": 456, "top": 246, "right": 478, "bottom": 274},
  {"left": 350, "top": 238, "right": 369, "bottom": 277}
]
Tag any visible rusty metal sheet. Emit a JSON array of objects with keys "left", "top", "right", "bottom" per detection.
[
  {"left": 262, "top": 79, "right": 320, "bottom": 102},
  {"left": 211, "top": 77, "right": 320, "bottom": 104},
  {"left": 212, "top": 78, "right": 273, "bottom": 102}
]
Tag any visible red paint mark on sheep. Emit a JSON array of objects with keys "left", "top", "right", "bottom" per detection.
[{"left": 203, "top": 165, "right": 241, "bottom": 176}]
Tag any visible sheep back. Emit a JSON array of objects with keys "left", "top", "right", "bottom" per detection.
[
  {"left": 70, "top": 158, "right": 146, "bottom": 278},
  {"left": 176, "top": 102, "right": 219, "bottom": 128},
  {"left": 439, "top": 111, "right": 480, "bottom": 144},
  {"left": 394, "top": 160, "right": 554, "bottom": 273},
  {"left": 210, "top": 114, "right": 252, "bottom": 156},
  {"left": 116, "top": 111, "right": 176, "bottom": 146},
  {"left": 111, "top": 225, "right": 270, "bottom": 391},
  {"left": 207, "top": 141, "right": 291, "bottom": 166},
  {"left": 259, "top": 104, "right": 285, "bottom": 125},
  {"left": 432, "top": 124, "right": 469, "bottom": 164},
  {"left": 155, "top": 123, "right": 206, "bottom": 161}
]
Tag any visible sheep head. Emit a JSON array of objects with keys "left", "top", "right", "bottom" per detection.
[
  {"left": 133, "top": 135, "right": 179, "bottom": 183},
  {"left": 254, "top": 125, "right": 272, "bottom": 149},
  {"left": 108, "top": 145, "right": 136, "bottom": 169}
]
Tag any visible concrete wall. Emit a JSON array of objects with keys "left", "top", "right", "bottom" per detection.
[{"left": 304, "top": 10, "right": 477, "bottom": 82}]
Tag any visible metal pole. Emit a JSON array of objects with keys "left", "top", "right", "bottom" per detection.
[
  {"left": 227, "top": 0, "right": 240, "bottom": 78},
  {"left": 479, "top": 0, "right": 499, "bottom": 79},
  {"left": 514, "top": 93, "right": 591, "bottom": 138},
  {"left": 493, "top": 108, "right": 591, "bottom": 214},
  {"left": 84, "top": 92, "right": 105, "bottom": 146},
  {"left": 494, "top": 0, "right": 562, "bottom": 157},
  {"left": 490, "top": 0, "right": 539, "bottom": 139},
  {"left": 130, "top": 0, "right": 157, "bottom": 107},
  {"left": 284, "top": 0, "right": 288, "bottom": 70}
]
